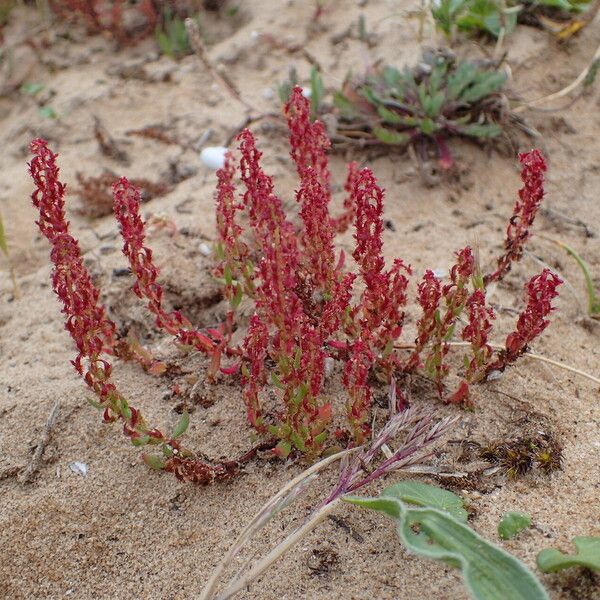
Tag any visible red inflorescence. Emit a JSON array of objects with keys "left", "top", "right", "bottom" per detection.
[
  {"left": 242, "top": 315, "right": 269, "bottom": 431},
  {"left": 344, "top": 340, "right": 375, "bottom": 444},
  {"left": 29, "top": 139, "right": 156, "bottom": 440},
  {"left": 487, "top": 268, "right": 562, "bottom": 373},
  {"left": 29, "top": 84, "right": 562, "bottom": 482},
  {"left": 351, "top": 168, "right": 411, "bottom": 360},
  {"left": 446, "top": 289, "right": 496, "bottom": 404},
  {"left": 422, "top": 247, "right": 475, "bottom": 399},
  {"left": 284, "top": 87, "right": 331, "bottom": 195},
  {"left": 112, "top": 177, "right": 216, "bottom": 354},
  {"left": 29, "top": 139, "right": 117, "bottom": 374},
  {"left": 406, "top": 270, "right": 442, "bottom": 371},
  {"left": 486, "top": 149, "right": 547, "bottom": 284}
]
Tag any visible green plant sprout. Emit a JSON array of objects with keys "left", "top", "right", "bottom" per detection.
[
  {"left": 346, "top": 483, "right": 549, "bottom": 600},
  {"left": 328, "top": 49, "right": 524, "bottom": 173},
  {"left": 544, "top": 238, "right": 600, "bottom": 319},
  {"left": 278, "top": 66, "right": 324, "bottom": 119},
  {"left": 156, "top": 7, "right": 193, "bottom": 59},
  {"left": 498, "top": 511, "right": 532, "bottom": 540},
  {"left": 432, "top": 0, "right": 592, "bottom": 40},
  {"left": 537, "top": 536, "right": 600, "bottom": 573}
]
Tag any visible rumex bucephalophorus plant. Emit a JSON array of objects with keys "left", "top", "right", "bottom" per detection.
[{"left": 28, "top": 87, "right": 561, "bottom": 484}]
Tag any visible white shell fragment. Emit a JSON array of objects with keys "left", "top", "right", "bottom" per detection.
[
  {"left": 200, "top": 146, "right": 228, "bottom": 170},
  {"left": 69, "top": 461, "right": 88, "bottom": 477},
  {"left": 198, "top": 242, "right": 212, "bottom": 256}
]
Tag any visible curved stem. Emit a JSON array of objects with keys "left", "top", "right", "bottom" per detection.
[
  {"left": 214, "top": 500, "right": 342, "bottom": 600},
  {"left": 447, "top": 341, "right": 600, "bottom": 386},
  {"left": 199, "top": 449, "right": 356, "bottom": 600},
  {"left": 514, "top": 42, "right": 600, "bottom": 113}
]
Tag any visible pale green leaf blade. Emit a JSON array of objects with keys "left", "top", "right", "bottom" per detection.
[
  {"left": 381, "top": 480, "right": 468, "bottom": 522},
  {"left": 537, "top": 536, "right": 600, "bottom": 573},
  {"left": 498, "top": 512, "right": 532, "bottom": 540}
]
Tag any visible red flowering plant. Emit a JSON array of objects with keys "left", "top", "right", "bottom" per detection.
[{"left": 29, "top": 87, "right": 561, "bottom": 483}]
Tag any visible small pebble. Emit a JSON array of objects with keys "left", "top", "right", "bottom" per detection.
[
  {"left": 198, "top": 242, "right": 212, "bottom": 256},
  {"left": 69, "top": 462, "right": 88, "bottom": 477},
  {"left": 200, "top": 146, "right": 228, "bottom": 170}
]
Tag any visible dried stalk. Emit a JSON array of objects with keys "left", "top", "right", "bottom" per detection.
[{"left": 18, "top": 401, "right": 60, "bottom": 484}]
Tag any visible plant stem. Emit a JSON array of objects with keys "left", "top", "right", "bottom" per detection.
[
  {"left": 214, "top": 499, "right": 341, "bottom": 600},
  {"left": 447, "top": 342, "right": 600, "bottom": 386},
  {"left": 199, "top": 449, "right": 356, "bottom": 600},
  {"left": 514, "top": 42, "right": 600, "bottom": 112}
]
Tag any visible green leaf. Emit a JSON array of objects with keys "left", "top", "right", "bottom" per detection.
[
  {"left": 310, "top": 66, "right": 324, "bottom": 118},
  {"left": 345, "top": 493, "right": 549, "bottom": 600},
  {"left": 382, "top": 481, "right": 468, "bottom": 522},
  {"left": 373, "top": 127, "right": 410, "bottom": 145},
  {"left": 333, "top": 91, "right": 358, "bottom": 117},
  {"left": 537, "top": 537, "right": 600, "bottom": 573},
  {"left": 447, "top": 62, "right": 479, "bottom": 100},
  {"left": 231, "top": 283, "right": 243, "bottom": 310},
  {"left": 460, "top": 72, "right": 507, "bottom": 104},
  {"left": 0, "top": 212, "right": 8, "bottom": 257},
  {"left": 552, "top": 240, "right": 600, "bottom": 318},
  {"left": 498, "top": 512, "right": 532, "bottom": 540},
  {"left": 459, "top": 122, "right": 503, "bottom": 139},
  {"left": 131, "top": 434, "right": 151, "bottom": 447},
  {"left": 274, "top": 440, "right": 292, "bottom": 458},
  {"left": 20, "top": 82, "right": 45, "bottom": 96},
  {"left": 39, "top": 105, "right": 58, "bottom": 119},
  {"left": 143, "top": 454, "right": 166, "bottom": 470},
  {"left": 377, "top": 105, "right": 404, "bottom": 125},
  {"left": 419, "top": 117, "right": 437, "bottom": 136},
  {"left": 171, "top": 410, "right": 190, "bottom": 439}
]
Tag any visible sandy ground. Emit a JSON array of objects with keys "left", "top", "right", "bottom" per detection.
[{"left": 0, "top": 2, "right": 599, "bottom": 599}]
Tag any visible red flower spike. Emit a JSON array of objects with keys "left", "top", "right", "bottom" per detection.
[
  {"left": 406, "top": 270, "right": 442, "bottom": 371},
  {"left": 320, "top": 272, "right": 356, "bottom": 338},
  {"left": 352, "top": 168, "right": 411, "bottom": 362},
  {"left": 112, "top": 177, "right": 217, "bottom": 356},
  {"left": 29, "top": 139, "right": 160, "bottom": 439},
  {"left": 487, "top": 268, "right": 562, "bottom": 374},
  {"left": 353, "top": 168, "right": 386, "bottom": 285},
  {"left": 214, "top": 151, "right": 251, "bottom": 302},
  {"left": 462, "top": 289, "right": 495, "bottom": 382},
  {"left": 242, "top": 315, "right": 269, "bottom": 431},
  {"left": 419, "top": 248, "right": 475, "bottom": 399},
  {"left": 30, "top": 140, "right": 246, "bottom": 485},
  {"left": 343, "top": 340, "right": 375, "bottom": 444},
  {"left": 485, "top": 149, "right": 547, "bottom": 285},
  {"left": 448, "top": 289, "right": 495, "bottom": 405},
  {"left": 284, "top": 86, "right": 331, "bottom": 196},
  {"left": 296, "top": 166, "right": 338, "bottom": 297}
]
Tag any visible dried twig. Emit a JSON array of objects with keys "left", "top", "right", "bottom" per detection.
[
  {"left": 514, "top": 42, "right": 600, "bottom": 113},
  {"left": 93, "top": 115, "right": 130, "bottom": 165},
  {"left": 18, "top": 401, "right": 60, "bottom": 484},
  {"left": 185, "top": 18, "right": 257, "bottom": 113}
]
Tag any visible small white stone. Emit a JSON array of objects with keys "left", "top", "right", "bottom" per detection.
[
  {"left": 69, "top": 461, "right": 88, "bottom": 477},
  {"left": 200, "top": 146, "right": 228, "bottom": 170},
  {"left": 262, "top": 87, "right": 275, "bottom": 100},
  {"left": 487, "top": 370, "right": 504, "bottom": 381},
  {"left": 301, "top": 87, "right": 312, "bottom": 99},
  {"left": 198, "top": 242, "right": 212, "bottom": 256}
]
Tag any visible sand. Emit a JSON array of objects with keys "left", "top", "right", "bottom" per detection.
[{"left": 0, "top": 2, "right": 599, "bottom": 599}]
